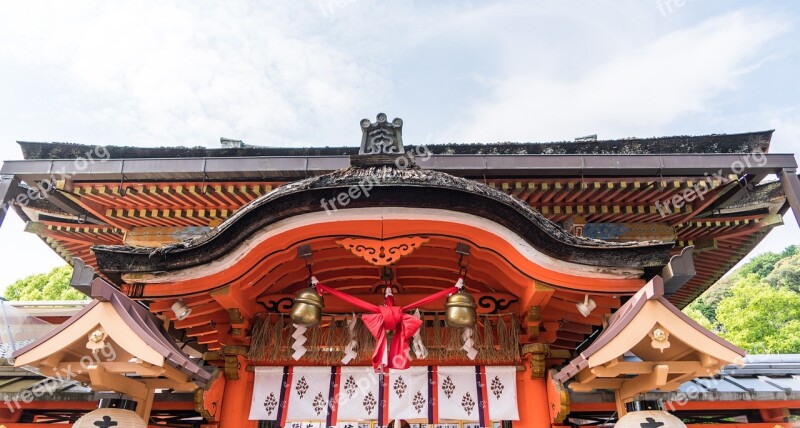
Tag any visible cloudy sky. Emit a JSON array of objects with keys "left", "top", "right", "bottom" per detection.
[{"left": 0, "top": 0, "right": 798, "bottom": 287}]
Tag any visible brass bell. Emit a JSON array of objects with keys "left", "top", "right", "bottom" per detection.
[
  {"left": 445, "top": 290, "right": 477, "bottom": 328},
  {"left": 290, "top": 288, "right": 324, "bottom": 327}
]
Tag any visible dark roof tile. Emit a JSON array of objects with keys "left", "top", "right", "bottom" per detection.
[{"left": 17, "top": 130, "right": 773, "bottom": 160}]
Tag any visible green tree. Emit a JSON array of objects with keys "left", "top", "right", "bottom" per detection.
[
  {"left": 682, "top": 304, "right": 716, "bottom": 331},
  {"left": 686, "top": 294, "right": 723, "bottom": 324},
  {"left": 739, "top": 245, "right": 799, "bottom": 279},
  {"left": 715, "top": 275, "right": 800, "bottom": 354},
  {"left": 764, "top": 253, "right": 800, "bottom": 293},
  {"left": 695, "top": 274, "right": 735, "bottom": 318},
  {"left": 4, "top": 265, "right": 86, "bottom": 301},
  {"left": 684, "top": 244, "right": 800, "bottom": 333}
]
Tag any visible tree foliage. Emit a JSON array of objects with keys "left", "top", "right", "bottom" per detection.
[
  {"left": 764, "top": 253, "right": 800, "bottom": 293},
  {"left": 715, "top": 275, "right": 800, "bottom": 353},
  {"left": 682, "top": 305, "right": 715, "bottom": 331},
  {"left": 738, "top": 245, "right": 798, "bottom": 279},
  {"left": 685, "top": 245, "right": 800, "bottom": 354},
  {"left": 4, "top": 265, "right": 85, "bottom": 301}
]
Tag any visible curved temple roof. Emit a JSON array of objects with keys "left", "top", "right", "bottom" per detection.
[
  {"left": 12, "top": 259, "right": 211, "bottom": 386},
  {"left": 92, "top": 164, "right": 674, "bottom": 278}
]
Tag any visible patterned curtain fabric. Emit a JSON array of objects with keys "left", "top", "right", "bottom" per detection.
[
  {"left": 338, "top": 366, "right": 381, "bottom": 422},
  {"left": 387, "top": 366, "right": 429, "bottom": 421},
  {"left": 249, "top": 367, "right": 284, "bottom": 421},
  {"left": 249, "top": 366, "right": 519, "bottom": 425}
]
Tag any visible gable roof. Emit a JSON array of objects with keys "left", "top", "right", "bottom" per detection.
[
  {"left": 12, "top": 259, "right": 211, "bottom": 386},
  {"left": 555, "top": 276, "right": 745, "bottom": 385}
]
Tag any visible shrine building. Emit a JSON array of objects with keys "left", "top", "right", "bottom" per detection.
[{"left": 0, "top": 114, "right": 798, "bottom": 428}]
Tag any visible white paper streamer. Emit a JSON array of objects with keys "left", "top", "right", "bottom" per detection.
[
  {"left": 341, "top": 313, "right": 358, "bottom": 364},
  {"left": 411, "top": 309, "right": 428, "bottom": 359},
  {"left": 461, "top": 328, "right": 478, "bottom": 360},
  {"left": 291, "top": 323, "right": 308, "bottom": 360}
]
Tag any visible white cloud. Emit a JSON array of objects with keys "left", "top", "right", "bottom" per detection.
[
  {"left": 0, "top": 1, "right": 390, "bottom": 148},
  {"left": 767, "top": 111, "right": 800, "bottom": 154},
  {"left": 447, "top": 10, "right": 789, "bottom": 143}
]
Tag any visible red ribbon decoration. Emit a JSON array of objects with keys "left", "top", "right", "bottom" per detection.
[{"left": 314, "top": 279, "right": 459, "bottom": 371}]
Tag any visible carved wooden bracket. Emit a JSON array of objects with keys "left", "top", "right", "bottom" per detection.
[
  {"left": 218, "top": 346, "right": 248, "bottom": 380},
  {"left": 524, "top": 306, "right": 542, "bottom": 341},
  {"left": 337, "top": 236, "right": 429, "bottom": 266},
  {"left": 194, "top": 370, "right": 225, "bottom": 423},
  {"left": 547, "top": 369, "right": 570, "bottom": 424},
  {"left": 521, "top": 343, "right": 550, "bottom": 379},
  {"left": 227, "top": 309, "right": 249, "bottom": 342}
]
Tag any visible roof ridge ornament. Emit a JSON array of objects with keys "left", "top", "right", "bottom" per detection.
[
  {"left": 352, "top": 113, "right": 410, "bottom": 167},
  {"left": 359, "top": 113, "right": 404, "bottom": 155}
]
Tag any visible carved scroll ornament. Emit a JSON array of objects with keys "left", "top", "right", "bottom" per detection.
[{"left": 336, "top": 236, "right": 429, "bottom": 266}]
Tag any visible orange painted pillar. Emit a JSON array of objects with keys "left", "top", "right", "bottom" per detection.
[
  {"left": 218, "top": 356, "right": 258, "bottom": 428},
  {"left": 514, "top": 367, "right": 551, "bottom": 428}
]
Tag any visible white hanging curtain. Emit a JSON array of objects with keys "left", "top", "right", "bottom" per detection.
[
  {"left": 338, "top": 366, "right": 381, "bottom": 421},
  {"left": 249, "top": 366, "right": 519, "bottom": 425},
  {"left": 248, "top": 366, "right": 285, "bottom": 421},
  {"left": 485, "top": 366, "right": 519, "bottom": 421},
  {"left": 387, "top": 366, "right": 430, "bottom": 421},
  {"left": 436, "top": 366, "right": 480, "bottom": 421},
  {"left": 286, "top": 366, "right": 335, "bottom": 422}
]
